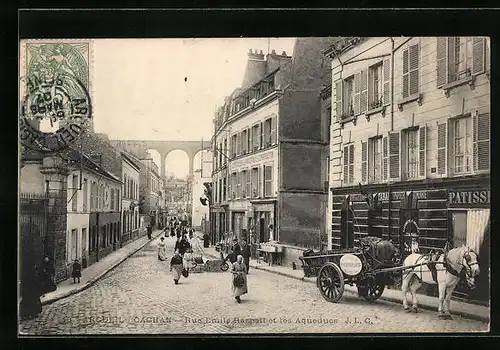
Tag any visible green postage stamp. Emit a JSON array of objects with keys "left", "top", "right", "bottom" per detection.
[{"left": 19, "top": 40, "right": 93, "bottom": 153}]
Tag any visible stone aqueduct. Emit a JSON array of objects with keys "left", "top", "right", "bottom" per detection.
[{"left": 109, "top": 139, "right": 211, "bottom": 180}]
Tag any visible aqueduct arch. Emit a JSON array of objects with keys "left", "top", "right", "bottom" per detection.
[{"left": 109, "top": 139, "right": 211, "bottom": 181}]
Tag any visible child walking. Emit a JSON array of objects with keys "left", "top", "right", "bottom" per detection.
[{"left": 72, "top": 258, "right": 81, "bottom": 283}]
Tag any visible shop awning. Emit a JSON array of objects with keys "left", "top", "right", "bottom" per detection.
[{"left": 467, "top": 209, "right": 490, "bottom": 253}]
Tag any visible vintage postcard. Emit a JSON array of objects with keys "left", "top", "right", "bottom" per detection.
[{"left": 18, "top": 36, "right": 490, "bottom": 335}]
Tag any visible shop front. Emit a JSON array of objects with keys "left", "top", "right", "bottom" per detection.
[
  {"left": 330, "top": 174, "right": 490, "bottom": 304},
  {"left": 250, "top": 200, "right": 276, "bottom": 244}
]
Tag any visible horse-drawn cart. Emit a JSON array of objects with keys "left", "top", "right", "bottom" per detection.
[{"left": 299, "top": 237, "right": 402, "bottom": 303}]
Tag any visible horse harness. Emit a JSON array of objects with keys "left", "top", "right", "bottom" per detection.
[{"left": 410, "top": 248, "right": 476, "bottom": 282}]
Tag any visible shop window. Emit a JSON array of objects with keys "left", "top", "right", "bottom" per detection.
[{"left": 452, "top": 211, "right": 467, "bottom": 248}]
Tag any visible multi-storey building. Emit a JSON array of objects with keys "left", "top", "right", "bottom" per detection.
[
  {"left": 66, "top": 149, "right": 122, "bottom": 270},
  {"left": 120, "top": 151, "right": 141, "bottom": 244},
  {"left": 139, "top": 158, "right": 163, "bottom": 228},
  {"left": 324, "top": 36, "right": 490, "bottom": 303},
  {"left": 211, "top": 38, "right": 338, "bottom": 264}
]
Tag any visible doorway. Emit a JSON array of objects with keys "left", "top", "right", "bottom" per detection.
[{"left": 259, "top": 217, "right": 265, "bottom": 243}]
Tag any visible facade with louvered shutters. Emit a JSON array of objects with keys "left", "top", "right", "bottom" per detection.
[
  {"left": 324, "top": 37, "right": 490, "bottom": 304},
  {"left": 211, "top": 38, "right": 338, "bottom": 265}
]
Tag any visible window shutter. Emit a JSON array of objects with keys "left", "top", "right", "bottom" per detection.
[
  {"left": 360, "top": 70, "right": 368, "bottom": 114},
  {"left": 335, "top": 80, "right": 343, "bottom": 120},
  {"left": 343, "top": 146, "right": 349, "bottom": 184},
  {"left": 472, "top": 37, "right": 486, "bottom": 75},
  {"left": 354, "top": 72, "right": 361, "bottom": 116},
  {"left": 383, "top": 136, "right": 388, "bottom": 180},
  {"left": 402, "top": 49, "right": 409, "bottom": 98},
  {"left": 389, "top": 132, "right": 400, "bottom": 179},
  {"left": 447, "top": 37, "right": 457, "bottom": 83},
  {"left": 437, "top": 122, "right": 447, "bottom": 175},
  {"left": 436, "top": 37, "right": 448, "bottom": 87},
  {"left": 383, "top": 59, "right": 390, "bottom": 105},
  {"left": 409, "top": 44, "right": 420, "bottom": 95},
  {"left": 361, "top": 141, "right": 368, "bottom": 182},
  {"left": 271, "top": 116, "right": 277, "bottom": 145},
  {"left": 349, "top": 144, "right": 355, "bottom": 184},
  {"left": 259, "top": 122, "right": 264, "bottom": 149},
  {"left": 473, "top": 113, "right": 490, "bottom": 171},
  {"left": 419, "top": 124, "right": 427, "bottom": 177}
]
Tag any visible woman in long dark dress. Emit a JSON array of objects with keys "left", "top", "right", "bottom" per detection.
[
  {"left": 170, "top": 251, "right": 183, "bottom": 285},
  {"left": 19, "top": 261, "right": 43, "bottom": 320}
]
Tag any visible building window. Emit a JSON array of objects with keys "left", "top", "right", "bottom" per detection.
[
  {"left": 370, "top": 137, "right": 383, "bottom": 182},
  {"left": 437, "top": 37, "right": 487, "bottom": 88},
  {"left": 251, "top": 167, "right": 259, "bottom": 198},
  {"left": 242, "top": 130, "right": 248, "bottom": 154},
  {"left": 71, "top": 174, "right": 78, "bottom": 211},
  {"left": 218, "top": 179, "right": 222, "bottom": 203},
  {"left": 219, "top": 142, "right": 223, "bottom": 167},
  {"left": 70, "top": 229, "right": 78, "bottom": 261},
  {"left": 231, "top": 172, "right": 237, "bottom": 199},
  {"left": 343, "top": 76, "right": 354, "bottom": 116},
  {"left": 264, "top": 118, "right": 272, "bottom": 147},
  {"left": 453, "top": 117, "right": 473, "bottom": 174},
  {"left": 124, "top": 174, "right": 127, "bottom": 197},
  {"left": 83, "top": 178, "right": 88, "bottom": 212},
  {"left": 222, "top": 177, "right": 227, "bottom": 201},
  {"left": 343, "top": 144, "right": 355, "bottom": 184},
  {"left": 264, "top": 165, "right": 273, "bottom": 197},
  {"left": 110, "top": 189, "right": 115, "bottom": 211},
  {"left": 223, "top": 139, "right": 228, "bottom": 165},
  {"left": 402, "top": 43, "right": 420, "bottom": 99},
  {"left": 252, "top": 124, "right": 260, "bottom": 151},
  {"left": 231, "top": 135, "right": 237, "bottom": 158},
  {"left": 369, "top": 63, "right": 383, "bottom": 109},
  {"left": 236, "top": 172, "right": 241, "bottom": 198},
  {"left": 82, "top": 228, "right": 87, "bottom": 255},
  {"left": 246, "top": 170, "right": 251, "bottom": 199},
  {"left": 401, "top": 128, "right": 420, "bottom": 179}
]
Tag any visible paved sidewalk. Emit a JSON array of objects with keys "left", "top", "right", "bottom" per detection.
[
  {"left": 40, "top": 229, "right": 163, "bottom": 306},
  {"left": 192, "top": 234, "right": 489, "bottom": 323}
]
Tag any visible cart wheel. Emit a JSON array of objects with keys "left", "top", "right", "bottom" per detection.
[
  {"left": 317, "top": 262, "right": 344, "bottom": 303},
  {"left": 362, "top": 284, "right": 385, "bottom": 301},
  {"left": 220, "top": 262, "right": 229, "bottom": 271}
]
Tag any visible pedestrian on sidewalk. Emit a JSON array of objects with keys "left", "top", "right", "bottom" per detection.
[
  {"left": 170, "top": 250, "right": 183, "bottom": 285},
  {"left": 158, "top": 237, "right": 167, "bottom": 261},
  {"left": 231, "top": 255, "right": 248, "bottom": 303},
  {"left": 147, "top": 224, "right": 152, "bottom": 239},
  {"left": 71, "top": 258, "right": 82, "bottom": 283},
  {"left": 41, "top": 256, "right": 56, "bottom": 294}
]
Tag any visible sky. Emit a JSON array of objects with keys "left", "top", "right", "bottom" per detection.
[{"left": 92, "top": 38, "right": 296, "bottom": 178}]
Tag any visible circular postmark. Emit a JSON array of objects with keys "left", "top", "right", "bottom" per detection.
[{"left": 20, "top": 72, "right": 92, "bottom": 153}]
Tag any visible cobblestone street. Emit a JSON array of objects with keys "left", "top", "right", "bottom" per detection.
[{"left": 19, "top": 235, "right": 488, "bottom": 335}]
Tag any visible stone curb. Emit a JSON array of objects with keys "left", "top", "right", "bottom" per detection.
[
  {"left": 201, "top": 250, "right": 489, "bottom": 323},
  {"left": 41, "top": 231, "right": 162, "bottom": 306}
]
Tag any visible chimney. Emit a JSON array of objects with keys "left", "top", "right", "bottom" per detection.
[{"left": 242, "top": 48, "right": 266, "bottom": 89}]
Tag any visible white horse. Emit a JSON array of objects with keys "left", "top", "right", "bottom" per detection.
[{"left": 401, "top": 245, "right": 480, "bottom": 319}]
